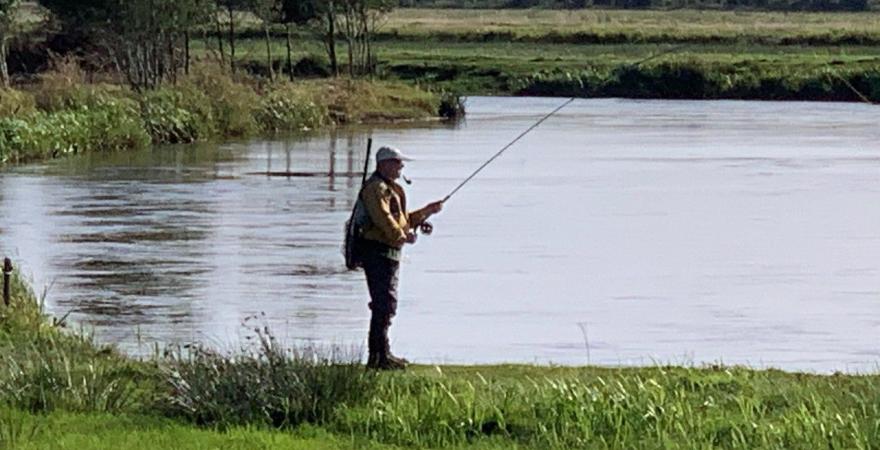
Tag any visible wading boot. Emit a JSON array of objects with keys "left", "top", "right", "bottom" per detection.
[
  {"left": 367, "top": 352, "right": 405, "bottom": 371},
  {"left": 387, "top": 353, "right": 410, "bottom": 365}
]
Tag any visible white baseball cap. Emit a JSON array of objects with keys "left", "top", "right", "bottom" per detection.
[{"left": 375, "top": 146, "right": 413, "bottom": 163}]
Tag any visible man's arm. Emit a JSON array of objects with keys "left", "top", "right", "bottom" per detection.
[{"left": 407, "top": 201, "right": 444, "bottom": 229}]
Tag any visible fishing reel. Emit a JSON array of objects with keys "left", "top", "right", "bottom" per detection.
[{"left": 419, "top": 221, "right": 434, "bottom": 235}]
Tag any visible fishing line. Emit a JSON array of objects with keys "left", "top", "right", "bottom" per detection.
[
  {"left": 825, "top": 70, "right": 875, "bottom": 105},
  {"left": 440, "top": 43, "right": 688, "bottom": 204},
  {"left": 443, "top": 97, "right": 576, "bottom": 203}
]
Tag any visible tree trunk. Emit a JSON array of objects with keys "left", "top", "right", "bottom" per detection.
[
  {"left": 0, "top": 37, "right": 9, "bottom": 88},
  {"left": 185, "top": 30, "right": 190, "bottom": 75},
  {"left": 359, "top": 5, "right": 367, "bottom": 75},
  {"left": 168, "top": 32, "right": 176, "bottom": 84},
  {"left": 286, "top": 23, "right": 293, "bottom": 82},
  {"left": 215, "top": 15, "right": 226, "bottom": 65},
  {"left": 327, "top": 3, "right": 338, "bottom": 77},
  {"left": 228, "top": 7, "right": 236, "bottom": 74},
  {"left": 347, "top": 37, "right": 354, "bottom": 78},
  {"left": 264, "top": 24, "right": 273, "bottom": 81}
]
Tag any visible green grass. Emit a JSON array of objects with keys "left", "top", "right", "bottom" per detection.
[
  {"left": 2, "top": 274, "right": 880, "bottom": 449},
  {"left": 197, "top": 34, "right": 880, "bottom": 98},
  {"left": 190, "top": 8, "right": 880, "bottom": 99},
  {"left": 2, "top": 411, "right": 402, "bottom": 450},
  {"left": 382, "top": 8, "right": 880, "bottom": 45}
]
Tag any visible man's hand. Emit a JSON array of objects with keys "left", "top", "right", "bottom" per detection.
[{"left": 424, "top": 200, "right": 444, "bottom": 216}]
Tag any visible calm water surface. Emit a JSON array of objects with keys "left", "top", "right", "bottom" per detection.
[{"left": 2, "top": 97, "right": 878, "bottom": 372}]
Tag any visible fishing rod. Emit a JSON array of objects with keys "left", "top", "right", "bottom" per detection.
[
  {"left": 361, "top": 138, "right": 373, "bottom": 186},
  {"left": 431, "top": 45, "right": 685, "bottom": 203},
  {"left": 442, "top": 97, "right": 576, "bottom": 203}
]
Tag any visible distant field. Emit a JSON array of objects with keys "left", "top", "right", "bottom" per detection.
[
  {"left": 193, "top": 8, "right": 880, "bottom": 99},
  {"left": 381, "top": 8, "right": 880, "bottom": 44},
  {"left": 215, "top": 38, "right": 880, "bottom": 71}
]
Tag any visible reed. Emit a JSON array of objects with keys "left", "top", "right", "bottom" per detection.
[{"left": 163, "top": 325, "right": 377, "bottom": 429}]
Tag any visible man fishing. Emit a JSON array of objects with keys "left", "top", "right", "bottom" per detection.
[
  {"left": 356, "top": 146, "right": 444, "bottom": 370},
  {"left": 346, "top": 99, "right": 572, "bottom": 370}
]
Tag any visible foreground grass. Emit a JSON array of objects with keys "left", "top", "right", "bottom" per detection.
[
  {"left": 2, "top": 412, "right": 376, "bottom": 450},
  {"left": 2, "top": 276, "right": 880, "bottom": 449}
]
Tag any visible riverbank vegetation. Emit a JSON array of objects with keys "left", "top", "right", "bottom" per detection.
[
  {"left": 0, "top": 1, "right": 460, "bottom": 165},
  {"left": 2, "top": 275, "right": 880, "bottom": 449},
  {"left": 1, "top": 3, "right": 878, "bottom": 140},
  {"left": 0, "top": 59, "right": 441, "bottom": 164}
]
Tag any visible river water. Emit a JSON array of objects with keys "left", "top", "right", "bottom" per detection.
[{"left": 1, "top": 97, "right": 878, "bottom": 372}]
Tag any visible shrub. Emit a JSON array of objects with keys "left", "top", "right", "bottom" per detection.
[
  {"left": 313, "top": 79, "right": 437, "bottom": 123},
  {"left": 256, "top": 83, "right": 328, "bottom": 132},
  {"left": 140, "top": 88, "right": 215, "bottom": 144},
  {"left": 438, "top": 91, "right": 467, "bottom": 120},
  {"left": 0, "top": 98, "right": 149, "bottom": 163},
  {"left": 180, "top": 63, "right": 260, "bottom": 137}
]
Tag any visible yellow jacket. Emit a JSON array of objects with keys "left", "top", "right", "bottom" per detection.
[{"left": 360, "top": 173, "right": 430, "bottom": 249}]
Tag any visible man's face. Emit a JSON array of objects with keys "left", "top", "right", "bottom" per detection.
[{"left": 379, "top": 159, "right": 404, "bottom": 180}]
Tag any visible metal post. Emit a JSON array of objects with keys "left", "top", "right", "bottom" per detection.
[{"left": 3, "top": 258, "right": 12, "bottom": 307}]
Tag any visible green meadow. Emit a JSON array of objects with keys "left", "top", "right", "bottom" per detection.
[{"left": 207, "top": 8, "right": 880, "bottom": 100}]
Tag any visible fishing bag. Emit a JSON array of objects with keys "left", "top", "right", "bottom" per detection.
[{"left": 343, "top": 195, "right": 371, "bottom": 270}]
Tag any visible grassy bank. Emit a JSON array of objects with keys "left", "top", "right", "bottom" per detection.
[
  {"left": 377, "top": 9, "right": 880, "bottom": 100},
  {"left": 0, "top": 62, "right": 443, "bottom": 165},
  {"left": 2, "top": 276, "right": 880, "bottom": 449}
]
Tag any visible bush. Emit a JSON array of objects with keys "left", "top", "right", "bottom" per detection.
[
  {"left": 0, "top": 98, "right": 150, "bottom": 163},
  {"left": 313, "top": 79, "right": 437, "bottom": 123},
  {"left": 256, "top": 83, "right": 328, "bottom": 132},
  {"left": 140, "top": 88, "right": 215, "bottom": 144},
  {"left": 438, "top": 91, "right": 466, "bottom": 120},
  {"left": 180, "top": 63, "right": 259, "bottom": 137}
]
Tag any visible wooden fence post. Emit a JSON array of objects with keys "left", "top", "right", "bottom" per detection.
[{"left": 3, "top": 258, "right": 12, "bottom": 307}]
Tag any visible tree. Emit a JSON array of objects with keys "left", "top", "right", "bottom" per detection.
[
  {"left": 251, "top": 0, "right": 281, "bottom": 81},
  {"left": 41, "top": 0, "right": 213, "bottom": 89},
  {"left": 214, "top": 0, "right": 251, "bottom": 73},
  {"left": 314, "top": 0, "right": 339, "bottom": 77},
  {"left": 338, "top": 0, "right": 393, "bottom": 77},
  {"left": 0, "top": 0, "right": 19, "bottom": 87},
  {"left": 279, "top": 0, "right": 317, "bottom": 81}
]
